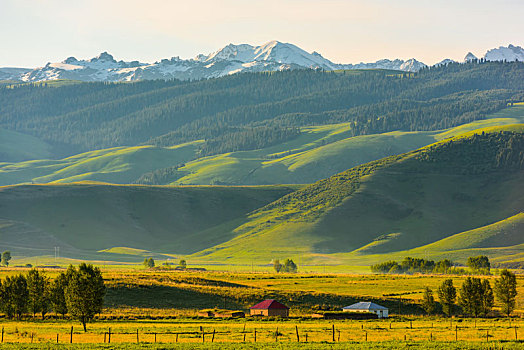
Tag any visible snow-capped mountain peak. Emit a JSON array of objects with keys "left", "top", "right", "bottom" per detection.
[
  {"left": 484, "top": 44, "right": 524, "bottom": 62},
  {"left": 6, "top": 41, "right": 520, "bottom": 83},
  {"left": 91, "top": 51, "right": 116, "bottom": 62},
  {"left": 434, "top": 59, "right": 456, "bottom": 67},
  {"left": 464, "top": 52, "right": 478, "bottom": 62}
]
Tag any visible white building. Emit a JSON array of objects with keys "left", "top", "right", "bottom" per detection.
[{"left": 342, "top": 301, "right": 389, "bottom": 318}]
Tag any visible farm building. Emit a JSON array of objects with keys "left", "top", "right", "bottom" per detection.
[
  {"left": 250, "top": 299, "right": 289, "bottom": 317},
  {"left": 342, "top": 302, "right": 388, "bottom": 318}
]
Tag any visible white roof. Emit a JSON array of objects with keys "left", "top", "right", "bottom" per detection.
[{"left": 342, "top": 302, "right": 388, "bottom": 311}]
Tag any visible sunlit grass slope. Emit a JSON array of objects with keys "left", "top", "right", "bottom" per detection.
[
  {"left": 167, "top": 103, "right": 524, "bottom": 185},
  {"left": 0, "top": 142, "right": 201, "bottom": 186},
  {"left": 192, "top": 125, "right": 524, "bottom": 265},
  {"left": 0, "top": 183, "right": 296, "bottom": 259}
]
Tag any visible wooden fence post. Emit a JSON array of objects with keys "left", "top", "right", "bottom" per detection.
[
  {"left": 154, "top": 333, "right": 157, "bottom": 343},
  {"left": 455, "top": 326, "right": 458, "bottom": 341},
  {"left": 332, "top": 324, "right": 335, "bottom": 342},
  {"left": 176, "top": 333, "right": 179, "bottom": 342},
  {"left": 486, "top": 330, "right": 488, "bottom": 342},
  {"left": 296, "top": 325, "right": 300, "bottom": 342},
  {"left": 212, "top": 329, "right": 215, "bottom": 343},
  {"left": 1, "top": 326, "right": 4, "bottom": 342},
  {"left": 254, "top": 329, "right": 256, "bottom": 342},
  {"left": 410, "top": 321, "right": 412, "bottom": 329},
  {"left": 515, "top": 326, "right": 518, "bottom": 341},
  {"left": 70, "top": 326, "right": 73, "bottom": 344},
  {"left": 31, "top": 333, "right": 34, "bottom": 343},
  {"left": 305, "top": 332, "right": 308, "bottom": 342},
  {"left": 365, "top": 331, "right": 367, "bottom": 342},
  {"left": 57, "top": 333, "right": 59, "bottom": 344},
  {"left": 108, "top": 328, "right": 111, "bottom": 344},
  {"left": 275, "top": 327, "right": 279, "bottom": 342},
  {"left": 137, "top": 328, "right": 139, "bottom": 343},
  {"left": 104, "top": 332, "right": 106, "bottom": 343},
  {"left": 202, "top": 329, "right": 205, "bottom": 343}
]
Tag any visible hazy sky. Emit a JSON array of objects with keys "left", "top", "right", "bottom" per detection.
[{"left": 1, "top": 0, "right": 523, "bottom": 67}]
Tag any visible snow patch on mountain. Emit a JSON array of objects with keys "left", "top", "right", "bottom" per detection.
[{"left": 434, "top": 59, "right": 456, "bottom": 67}]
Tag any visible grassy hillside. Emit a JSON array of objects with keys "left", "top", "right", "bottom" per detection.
[
  {"left": 0, "top": 183, "right": 296, "bottom": 259},
  {"left": 0, "top": 142, "right": 201, "bottom": 186},
  {"left": 192, "top": 125, "right": 524, "bottom": 264},
  {"left": 0, "top": 129, "right": 53, "bottom": 162},
  {"left": 1, "top": 103, "right": 523, "bottom": 186}
]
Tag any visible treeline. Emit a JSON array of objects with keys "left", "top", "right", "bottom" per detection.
[
  {"left": 134, "top": 164, "right": 186, "bottom": 185},
  {"left": 371, "top": 255, "right": 492, "bottom": 275},
  {"left": 415, "top": 130, "right": 524, "bottom": 173},
  {"left": 198, "top": 126, "right": 301, "bottom": 157},
  {"left": 1, "top": 61, "right": 523, "bottom": 158},
  {"left": 0, "top": 264, "right": 105, "bottom": 331},
  {"left": 422, "top": 269, "right": 518, "bottom": 317}
]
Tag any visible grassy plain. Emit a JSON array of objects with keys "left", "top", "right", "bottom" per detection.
[{"left": 0, "top": 269, "right": 522, "bottom": 348}]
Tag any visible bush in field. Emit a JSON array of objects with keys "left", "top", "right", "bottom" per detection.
[
  {"left": 1, "top": 251, "right": 11, "bottom": 267},
  {"left": 1, "top": 274, "right": 28, "bottom": 319},
  {"left": 281, "top": 259, "right": 298, "bottom": 273},
  {"left": 421, "top": 287, "right": 436, "bottom": 315},
  {"left": 494, "top": 269, "right": 518, "bottom": 317},
  {"left": 459, "top": 277, "right": 493, "bottom": 317},
  {"left": 27, "top": 269, "right": 50, "bottom": 319},
  {"left": 65, "top": 263, "right": 105, "bottom": 331},
  {"left": 437, "top": 279, "right": 456, "bottom": 317},
  {"left": 273, "top": 259, "right": 282, "bottom": 273},
  {"left": 143, "top": 257, "right": 155, "bottom": 269},
  {"left": 178, "top": 260, "right": 187, "bottom": 269}
]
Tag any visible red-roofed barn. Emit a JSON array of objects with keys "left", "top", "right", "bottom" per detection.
[{"left": 250, "top": 299, "right": 289, "bottom": 317}]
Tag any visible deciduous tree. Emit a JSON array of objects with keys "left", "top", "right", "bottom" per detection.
[
  {"left": 494, "top": 269, "right": 518, "bottom": 317},
  {"left": 65, "top": 264, "right": 105, "bottom": 331},
  {"left": 437, "top": 279, "right": 456, "bottom": 317}
]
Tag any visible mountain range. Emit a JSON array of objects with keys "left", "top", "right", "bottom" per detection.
[{"left": 1, "top": 41, "right": 522, "bottom": 82}]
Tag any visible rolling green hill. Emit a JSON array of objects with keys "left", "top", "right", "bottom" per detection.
[
  {"left": 192, "top": 125, "right": 524, "bottom": 265},
  {"left": 0, "top": 126, "right": 522, "bottom": 266},
  {"left": 0, "top": 183, "right": 296, "bottom": 260},
  {"left": 1, "top": 103, "right": 523, "bottom": 186}
]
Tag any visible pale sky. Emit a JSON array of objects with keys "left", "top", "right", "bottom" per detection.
[{"left": 1, "top": 0, "right": 523, "bottom": 67}]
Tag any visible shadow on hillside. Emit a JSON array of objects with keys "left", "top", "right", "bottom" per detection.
[{"left": 105, "top": 284, "right": 246, "bottom": 310}]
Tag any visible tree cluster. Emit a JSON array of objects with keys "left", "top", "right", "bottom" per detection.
[
  {"left": 371, "top": 257, "right": 453, "bottom": 274},
  {"left": 0, "top": 264, "right": 105, "bottom": 331},
  {"left": 273, "top": 259, "right": 298, "bottom": 273},
  {"left": 143, "top": 257, "right": 155, "bottom": 269},
  {"left": 424, "top": 269, "right": 517, "bottom": 317}
]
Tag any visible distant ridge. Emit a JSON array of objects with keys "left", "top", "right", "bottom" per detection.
[{"left": 0, "top": 40, "right": 428, "bottom": 82}]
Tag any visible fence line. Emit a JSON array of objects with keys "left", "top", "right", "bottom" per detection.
[{"left": 0, "top": 322, "right": 519, "bottom": 344}]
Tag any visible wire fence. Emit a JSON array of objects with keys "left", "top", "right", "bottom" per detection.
[{"left": 0, "top": 322, "right": 520, "bottom": 344}]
